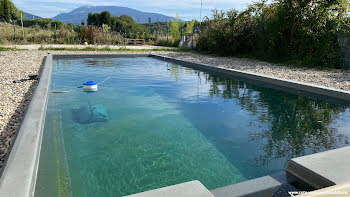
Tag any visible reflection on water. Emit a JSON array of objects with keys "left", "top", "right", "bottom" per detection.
[
  {"left": 167, "top": 63, "right": 350, "bottom": 175},
  {"left": 212, "top": 75, "right": 348, "bottom": 164},
  {"left": 35, "top": 58, "right": 350, "bottom": 197}
]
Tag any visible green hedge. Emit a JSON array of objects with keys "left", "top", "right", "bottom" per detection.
[
  {"left": 23, "top": 18, "right": 64, "bottom": 29},
  {"left": 198, "top": 0, "right": 350, "bottom": 68}
]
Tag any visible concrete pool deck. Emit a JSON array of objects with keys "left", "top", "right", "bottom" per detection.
[
  {"left": 0, "top": 52, "right": 349, "bottom": 197},
  {"left": 286, "top": 146, "right": 350, "bottom": 189},
  {"left": 125, "top": 181, "right": 215, "bottom": 197}
]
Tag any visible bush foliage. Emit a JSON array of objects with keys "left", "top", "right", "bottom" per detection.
[
  {"left": 0, "top": 22, "right": 124, "bottom": 45},
  {"left": 87, "top": 11, "right": 148, "bottom": 38},
  {"left": 198, "top": 0, "right": 350, "bottom": 68},
  {"left": 23, "top": 18, "right": 64, "bottom": 29}
]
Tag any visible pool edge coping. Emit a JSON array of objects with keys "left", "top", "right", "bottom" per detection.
[{"left": 0, "top": 54, "right": 53, "bottom": 197}]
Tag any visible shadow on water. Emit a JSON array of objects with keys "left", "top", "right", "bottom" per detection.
[{"left": 166, "top": 64, "right": 350, "bottom": 179}]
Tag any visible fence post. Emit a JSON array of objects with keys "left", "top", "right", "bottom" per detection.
[
  {"left": 54, "top": 24, "right": 57, "bottom": 43},
  {"left": 125, "top": 30, "right": 127, "bottom": 47},
  {"left": 21, "top": 13, "right": 24, "bottom": 39},
  {"left": 13, "top": 20, "right": 16, "bottom": 41},
  {"left": 167, "top": 22, "right": 169, "bottom": 42}
]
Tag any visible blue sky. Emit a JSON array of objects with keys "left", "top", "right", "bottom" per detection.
[{"left": 13, "top": 0, "right": 254, "bottom": 20}]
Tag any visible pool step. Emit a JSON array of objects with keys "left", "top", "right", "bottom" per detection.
[
  {"left": 211, "top": 172, "right": 297, "bottom": 197},
  {"left": 125, "top": 180, "right": 215, "bottom": 197},
  {"left": 125, "top": 172, "right": 297, "bottom": 197},
  {"left": 286, "top": 146, "right": 350, "bottom": 190}
]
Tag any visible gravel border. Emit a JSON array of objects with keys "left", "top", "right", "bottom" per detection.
[
  {"left": 1, "top": 50, "right": 350, "bottom": 171},
  {"left": 165, "top": 52, "right": 350, "bottom": 92},
  {"left": 5, "top": 44, "right": 176, "bottom": 50}
]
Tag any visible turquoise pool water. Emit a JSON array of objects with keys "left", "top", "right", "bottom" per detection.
[{"left": 35, "top": 57, "right": 350, "bottom": 197}]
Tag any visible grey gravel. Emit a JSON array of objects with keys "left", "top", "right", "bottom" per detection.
[
  {"left": 166, "top": 52, "right": 350, "bottom": 91},
  {"left": 0, "top": 50, "right": 350, "bottom": 170}
]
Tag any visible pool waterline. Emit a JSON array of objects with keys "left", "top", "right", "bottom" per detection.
[{"left": 31, "top": 55, "right": 350, "bottom": 197}]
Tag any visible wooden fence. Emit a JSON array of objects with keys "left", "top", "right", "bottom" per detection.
[{"left": 124, "top": 39, "right": 145, "bottom": 45}]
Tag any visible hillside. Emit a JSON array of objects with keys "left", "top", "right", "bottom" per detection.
[
  {"left": 23, "top": 12, "right": 42, "bottom": 20},
  {"left": 53, "top": 6, "right": 174, "bottom": 25}
]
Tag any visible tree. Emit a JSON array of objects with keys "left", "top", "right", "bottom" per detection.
[
  {"left": 87, "top": 12, "right": 100, "bottom": 26},
  {"left": 0, "top": 0, "right": 22, "bottom": 22},
  {"left": 87, "top": 13, "right": 93, "bottom": 25},
  {"left": 85, "top": 11, "right": 148, "bottom": 39},
  {"left": 185, "top": 20, "right": 195, "bottom": 33},
  {"left": 170, "top": 13, "right": 180, "bottom": 41},
  {"left": 99, "top": 11, "right": 111, "bottom": 26},
  {"left": 0, "top": 0, "right": 10, "bottom": 22}
]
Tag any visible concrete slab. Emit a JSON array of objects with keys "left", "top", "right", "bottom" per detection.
[
  {"left": 211, "top": 175, "right": 282, "bottom": 197},
  {"left": 125, "top": 180, "right": 214, "bottom": 197},
  {"left": 286, "top": 146, "right": 350, "bottom": 189},
  {"left": 296, "top": 182, "right": 350, "bottom": 197}
]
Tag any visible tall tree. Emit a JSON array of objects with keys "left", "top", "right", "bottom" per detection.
[
  {"left": 170, "top": 13, "right": 180, "bottom": 41},
  {"left": 185, "top": 20, "right": 195, "bottom": 33},
  {"left": 0, "top": 0, "right": 11, "bottom": 22},
  {"left": 0, "top": 0, "right": 22, "bottom": 22},
  {"left": 99, "top": 11, "right": 111, "bottom": 26}
]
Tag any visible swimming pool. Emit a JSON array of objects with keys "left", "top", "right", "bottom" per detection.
[{"left": 34, "top": 56, "right": 350, "bottom": 197}]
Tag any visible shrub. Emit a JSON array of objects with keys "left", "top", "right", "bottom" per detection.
[
  {"left": 78, "top": 25, "right": 124, "bottom": 45},
  {"left": 79, "top": 25, "right": 100, "bottom": 44},
  {"left": 156, "top": 38, "right": 179, "bottom": 47},
  {"left": 0, "top": 36, "right": 7, "bottom": 44},
  {"left": 99, "top": 32, "right": 124, "bottom": 45},
  {"left": 58, "top": 28, "right": 79, "bottom": 44}
]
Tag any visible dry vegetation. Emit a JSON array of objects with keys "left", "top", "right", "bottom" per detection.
[{"left": 0, "top": 22, "right": 126, "bottom": 45}]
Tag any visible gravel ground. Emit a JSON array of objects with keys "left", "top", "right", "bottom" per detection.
[
  {"left": 167, "top": 52, "right": 350, "bottom": 91},
  {"left": 5, "top": 44, "right": 175, "bottom": 50},
  {"left": 0, "top": 50, "right": 350, "bottom": 169}
]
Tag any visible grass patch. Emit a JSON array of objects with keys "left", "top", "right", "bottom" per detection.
[
  {"left": 0, "top": 47, "right": 27, "bottom": 51},
  {"left": 39, "top": 46, "right": 194, "bottom": 52}
]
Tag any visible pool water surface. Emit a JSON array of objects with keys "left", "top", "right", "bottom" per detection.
[{"left": 35, "top": 57, "right": 350, "bottom": 197}]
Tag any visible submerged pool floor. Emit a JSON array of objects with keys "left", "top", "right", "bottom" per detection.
[{"left": 35, "top": 57, "right": 350, "bottom": 197}]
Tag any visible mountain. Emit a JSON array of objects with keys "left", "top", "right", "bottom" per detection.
[
  {"left": 23, "top": 12, "right": 42, "bottom": 20},
  {"left": 53, "top": 6, "right": 175, "bottom": 25}
]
